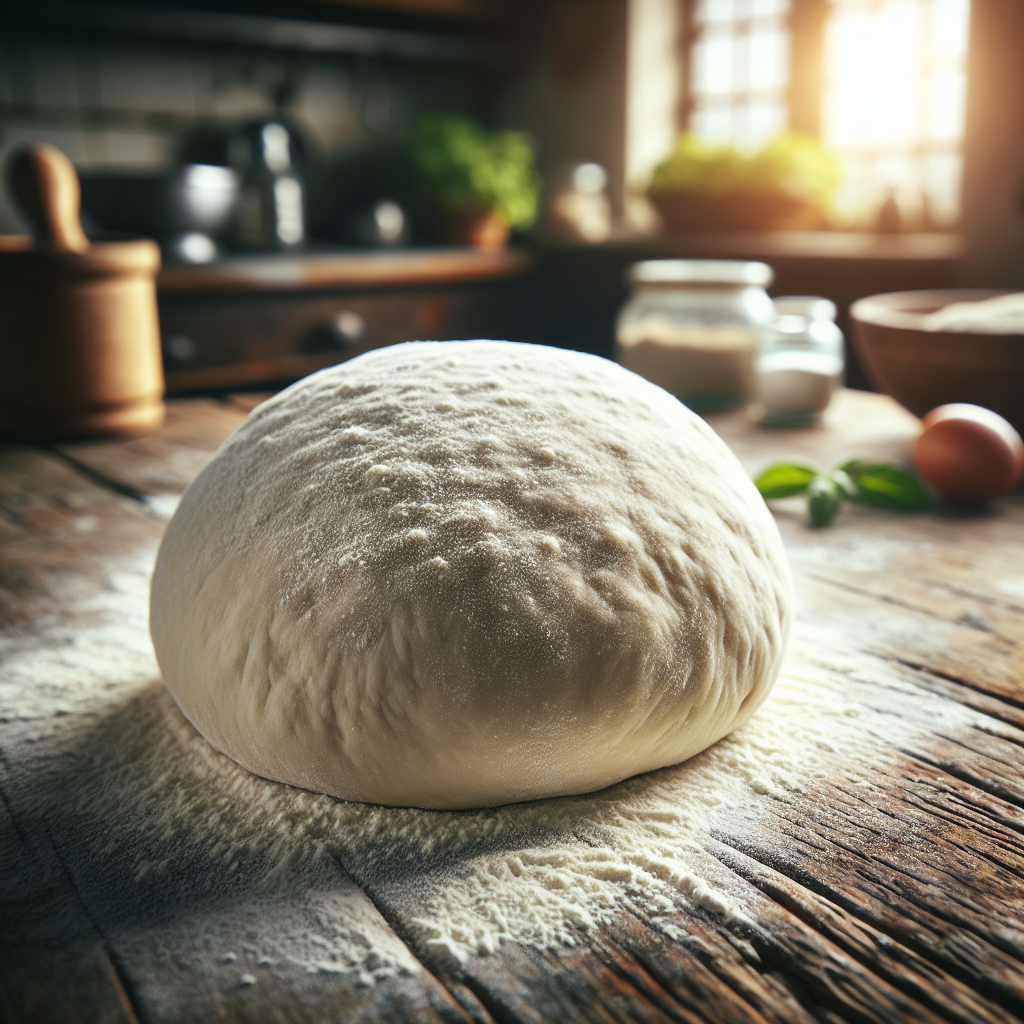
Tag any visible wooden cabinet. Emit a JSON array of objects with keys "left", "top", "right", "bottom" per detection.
[{"left": 157, "top": 248, "right": 539, "bottom": 393}]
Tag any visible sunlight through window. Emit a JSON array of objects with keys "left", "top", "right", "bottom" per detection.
[{"left": 822, "top": 0, "right": 970, "bottom": 228}]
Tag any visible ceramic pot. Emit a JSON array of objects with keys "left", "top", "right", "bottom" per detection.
[{"left": 432, "top": 206, "right": 510, "bottom": 252}]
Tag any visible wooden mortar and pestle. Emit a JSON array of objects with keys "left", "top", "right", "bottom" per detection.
[{"left": 0, "top": 144, "right": 164, "bottom": 440}]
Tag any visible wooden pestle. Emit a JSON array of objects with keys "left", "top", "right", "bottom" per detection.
[
  {"left": 0, "top": 144, "right": 165, "bottom": 440},
  {"left": 9, "top": 144, "right": 90, "bottom": 253}
]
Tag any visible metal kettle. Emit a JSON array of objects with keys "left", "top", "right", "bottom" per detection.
[{"left": 228, "top": 121, "right": 305, "bottom": 250}]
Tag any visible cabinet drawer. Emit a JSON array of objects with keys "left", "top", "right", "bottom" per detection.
[{"left": 159, "top": 281, "right": 535, "bottom": 393}]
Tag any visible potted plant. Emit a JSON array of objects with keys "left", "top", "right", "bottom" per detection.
[
  {"left": 647, "top": 132, "right": 840, "bottom": 232},
  {"left": 396, "top": 114, "right": 541, "bottom": 250}
]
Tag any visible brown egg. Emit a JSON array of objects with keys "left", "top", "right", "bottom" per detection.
[{"left": 912, "top": 403, "right": 1024, "bottom": 501}]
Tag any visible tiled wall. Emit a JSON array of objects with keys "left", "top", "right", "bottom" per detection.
[{"left": 0, "top": 32, "right": 483, "bottom": 235}]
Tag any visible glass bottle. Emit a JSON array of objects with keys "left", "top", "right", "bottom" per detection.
[
  {"left": 616, "top": 260, "right": 775, "bottom": 410},
  {"left": 229, "top": 122, "right": 305, "bottom": 250},
  {"left": 755, "top": 298, "right": 845, "bottom": 424}
]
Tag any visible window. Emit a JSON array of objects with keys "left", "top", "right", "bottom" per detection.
[
  {"left": 687, "top": 0, "right": 791, "bottom": 151},
  {"left": 678, "top": 0, "right": 971, "bottom": 227},
  {"left": 822, "top": 0, "right": 970, "bottom": 228}
]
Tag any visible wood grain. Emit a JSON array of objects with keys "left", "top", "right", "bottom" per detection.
[
  {"left": 0, "top": 456, "right": 471, "bottom": 1024},
  {"left": 52, "top": 398, "right": 249, "bottom": 498},
  {"left": 2, "top": 388, "right": 1023, "bottom": 1023},
  {"left": 0, "top": 794, "right": 139, "bottom": 1024}
]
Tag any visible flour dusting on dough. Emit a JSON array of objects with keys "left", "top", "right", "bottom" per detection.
[{"left": 151, "top": 341, "right": 792, "bottom": 809}]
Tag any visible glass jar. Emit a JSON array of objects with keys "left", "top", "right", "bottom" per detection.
[
  {"left": 616, "top": 260, "right": 775, "bottom": 410},
  {"left": 772, "top": 295, "right": 838, "bottom": 321},
  {"left": 755, "top": 302, "right": 845, "bottom": 425}
]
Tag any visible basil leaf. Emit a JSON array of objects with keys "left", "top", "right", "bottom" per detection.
[
  {"left": 844, "top": 462, "right": 930, "bottom": 511},
  {"left": 755, "top": 463, "right": 818, "bottom": 499},
  {"left": 808, "top": 475, "right": 842, "bottom": 528},
  {"left": 829, "top": 468, "right": 858, "bottom": 500}
]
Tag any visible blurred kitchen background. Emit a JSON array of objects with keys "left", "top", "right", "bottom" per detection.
[{"left": 1, "top": 0, "right": 1020, "bottom": 394}]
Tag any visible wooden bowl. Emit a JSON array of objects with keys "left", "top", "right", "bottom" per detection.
[
  {"left": 648, "top": 190, "right": 822, "bottom": 232},
  {"left": 849, "top": 289, "right": 1024, "bottom": 434}
]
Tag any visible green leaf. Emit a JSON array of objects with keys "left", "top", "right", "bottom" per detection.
[
  {"left": 808, "top": 476, "right": 842, "bottom": 528},
  {"left": 647, "top": 131, "right": 840, "bottom": 203},
  {"left": 842, "top": 461, "right": 930, "bottom": 512},
  {"left": 755, "top": 463, "right": 818, "bottom": 499},
  {"left": 400, "top": 113, "right": 541, "bottom": 228},
  {"left": 829, "top": 468, "right": 858, "bottom": 500}
]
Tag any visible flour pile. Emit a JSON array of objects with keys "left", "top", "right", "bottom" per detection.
[
  {"left": 0, "top": 537, "right": 942, "bottom": 979},
  {"left": 924, "top": 291, "right": 1024, "bottom": 334}
]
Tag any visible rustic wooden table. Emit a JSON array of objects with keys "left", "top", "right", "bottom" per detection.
[{"left": 2, "top": 388, "right": 1022, "bottom": 1024}]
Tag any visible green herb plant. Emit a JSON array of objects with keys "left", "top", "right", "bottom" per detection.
[
  {"left": 755, "top": 460, "right": 930, "bottom": 528},
  {"left": 399, "top": 113, "right": 541, "bottom": 229},
  {"left": 648, "top": 132, "right": 840, "bottom": 204}
]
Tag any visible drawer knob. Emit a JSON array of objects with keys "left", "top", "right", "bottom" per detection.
[
  {"left": 304, "top": 310, "right": 366, "bottom": 353},
  {"left": 333, "top": 310, "right": 366, "bottom": 343},
  {"left": 164, "top": 334, "right": 198, "bottom": 364}
]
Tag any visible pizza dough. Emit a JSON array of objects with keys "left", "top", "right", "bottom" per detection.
[{"left": 150, "top": 341, "right": 791, "bottom": 809}]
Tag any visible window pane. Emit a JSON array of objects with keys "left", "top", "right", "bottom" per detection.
[
  {"left": 931, "top": 0, "right": 970, "bottom": 58},
  {"left": 697, "top": 0, "right": 735, "bottom": 25},
  {"left": 687, "top": 0, "right": 790, "bottom": 152},
  {"left": 749, "top": 26, "right": 787, "bottom": 90},
  {"left": 750, "top": 0, "right": 789, "bottom": 17},
  {"left": 924, "top": 152, "right": 962, "bottom": 225},
  {"left": 821, "top": 0, "right": 970, "bottom": 226},
  {"left": 927, "top": 70, "right": 966, "bottom": 141},
  {"left": 742, "top": 102, "right": 788, "bottom": 149},
  {"left": 692, "top": 104, "right": 735, "bottom": 142},
  {"left": 694, "top": 31, "right": 735, "bottom": 94}
]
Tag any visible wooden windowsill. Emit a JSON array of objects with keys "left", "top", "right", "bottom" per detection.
[{"left": 537, "top": 231, "right": 966, "bottom": 262}]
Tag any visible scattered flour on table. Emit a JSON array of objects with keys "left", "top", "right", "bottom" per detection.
[{"left": 0, "top": 543, "right": 982, "bottom": 976}]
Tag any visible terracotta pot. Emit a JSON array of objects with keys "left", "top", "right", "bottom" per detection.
[
  {"left": 0, "top": 145, "right": 164, "bottom": 441},
  {"left": 431, "top": 207, "right": 511, "bottom": 252},
  {"left": 648, "top": 190, "right": 822, "bottom": 232},
  {"left": 850, "top": 289, "right": 1024, "bottom": 434}
]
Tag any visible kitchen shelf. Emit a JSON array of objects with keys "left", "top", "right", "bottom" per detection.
[
  {"left": 158, "top": 247, "right": 532, "bottom": 294},
  {"left": 3, "top": 0, "right": 508, "bottom": 63}
]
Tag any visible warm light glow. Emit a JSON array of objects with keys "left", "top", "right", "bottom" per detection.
[
  {"left": 822, "top": 0, "right": 970, "bottom": 228},
  {"left": 627, "top": 0, "right": 682, "bottom": 186}
]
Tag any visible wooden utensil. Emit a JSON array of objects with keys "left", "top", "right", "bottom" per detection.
[{"left": 0, "top": 144, "right": 165, "bottom": 440}]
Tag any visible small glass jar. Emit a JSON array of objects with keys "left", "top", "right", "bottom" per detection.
[
  {"left": 772, "top": 295, "right": 838, "bottom": 321},
  {"left": 616, "top": 260, "right": 775, "bottom": 410},
  {"left": 755, "top": 301, "right": 845, "bottom": 425}
]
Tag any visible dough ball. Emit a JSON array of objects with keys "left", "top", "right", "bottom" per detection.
[{"left": 150, "top": 341, "right": 791, "bottom": 808}]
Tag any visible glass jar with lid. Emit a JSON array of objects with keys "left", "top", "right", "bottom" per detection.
[
  {"left": 616, "top": 259, "right": 775, "bottom": 410},
  {"left": 755, "top": 296, "right": 845, "bottom": 424}
]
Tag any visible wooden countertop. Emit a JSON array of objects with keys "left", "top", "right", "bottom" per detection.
[
  {"left": 158, "top": 247, "right": 533, "bottom": 294},
  {"left": 2, "top": 388, "right": 1023, "bottom": 1023}
]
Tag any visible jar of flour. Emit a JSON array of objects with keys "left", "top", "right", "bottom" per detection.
[{"left": 616, "top": 260, "right": 775, "bottom": 410}]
